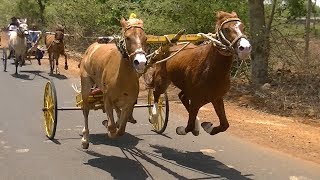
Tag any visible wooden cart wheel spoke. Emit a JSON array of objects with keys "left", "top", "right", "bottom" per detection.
[
  {"left": 147, "top": 89, "right": 169, "bottom": 134},
  {"left": 47, "top": 105, "right": 54, "bottom": 110},
  {"left": 43, "top": 80, "right": 58, "bottom": 140}
]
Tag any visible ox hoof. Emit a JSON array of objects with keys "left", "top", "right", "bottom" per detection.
[
  {"left": 176, "top": 126, "right": 188, "bottom": 135},
  {"left": 116, "top": 130, "right": 125, "bottom": 137},
  {"left": 107, "top": 131, "right": 117, "bottom": 139},
  {"left": 192, "top": 130, "right": 199, "bottom": 136},
  {"left": 201, "top": 122, "right": 214, "bottom": 134},
  {"left": 128, "top": 117, "right": 137, "bottom": 124},
  {"left": 81, "top": 141, "right": 89, "bottom": 149},
  {"left": 102, "top": 120, "right": 108, "bottom": 127},
  {"left": 64, "top": 65, "right": 68, "bottom": 70}
]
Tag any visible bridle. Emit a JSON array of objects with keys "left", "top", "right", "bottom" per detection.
[
  {"left": 121, "top": 24, "right": 146, "bottom": 59},
  {"left": 217, "top": 18, "right": 247, "bottom": 47}
]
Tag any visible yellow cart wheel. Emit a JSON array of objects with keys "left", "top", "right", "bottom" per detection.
[
  {"left": 147, "top": 89, "right": 169, "bottom": 134},
  {"left": 42, "top": 80, "right": 58, "bottom": 140}
]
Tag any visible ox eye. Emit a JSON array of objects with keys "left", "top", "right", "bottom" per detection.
[{"left": 223, "top": 28, "right": 230, "bottom": 33}]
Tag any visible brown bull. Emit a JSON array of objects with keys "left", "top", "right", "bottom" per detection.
[
  {"left": 149, "top": 11, "right": 252, "bottom": 136},
  {"left": 45, "top": 27, "right": 68, "bottom": 74},
  {"left": 80, "top": 16, "right": 148, "bottom": 149}
]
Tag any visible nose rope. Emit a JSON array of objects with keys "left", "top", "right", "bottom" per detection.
[{"left": 128, "top": 49, "right": 146, "bottom": 58}]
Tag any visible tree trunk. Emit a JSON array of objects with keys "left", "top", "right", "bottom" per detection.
[
  {"left": 305, "top": 0, "right": 312, "bottom": 66},
  {"left": 37, "top": 0, "right": 46, "bottom": 26},
  {"left": 248, "top": 0, "right": 269, "bottom": 85}
]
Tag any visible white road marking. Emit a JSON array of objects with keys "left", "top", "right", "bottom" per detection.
[
  {"left": 289, "top": 176, "right": 312, "bottom": 180},
  {"left": 227, "top": 165, "right": 234, "bottom": 168},
  {"left": 200, "top": 149, "right": 216, "bottom": 154},
  {"left": 4, "top": 146, "right": 11, "bottom": 149},
  {"left": 1, "top": 141, "right": 7, "bottom": 145},
  {"left": 57, "top": 128, "right": 72, "bottom": 131},
  {"left": 0, "top": 130, "right": 3, "bottom": 133},
  {"left": 76, "top": 125, "right": 82, "bottom": 128},
  {"left": 16, "top": 149, "right": 30, "bottom": 153}
]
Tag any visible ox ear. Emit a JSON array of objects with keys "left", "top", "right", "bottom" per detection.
[
  {"left": 216, "top": 11, "right": 227, "bottom": 20},
  {"left": 120, "top": 17, "right": 128, "bottom": 29},
  {"left": 231, "top": 11, "right": 238, "bottom": 18},
  {"left": 137, "top": 19, "right": 144, "bottom": 28}
]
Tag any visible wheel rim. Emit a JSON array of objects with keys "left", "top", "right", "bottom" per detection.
[
  {"left": 3, "top": 49, "right": 7, "bottom": 71},
  {"left": 43, "top": 82, "right": 55, "bottom": 137},
  {"left": 148, "top": 89, "right": 168, "bottom": 133}
]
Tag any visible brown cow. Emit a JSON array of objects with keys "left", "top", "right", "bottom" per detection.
[
  {"left": 45, "top": 26, "right": 68, "bottom": 74},
  {"left": 149, "top": 11, "right": 252, "bottom": 136},
  {"left": 80, "top": 17, "right": 148, "bottom": 149}
]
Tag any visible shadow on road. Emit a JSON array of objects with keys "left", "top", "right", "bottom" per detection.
[
  {"left": 84, "top": 150, "right": 150, "bottom": 180},
  {"left": 49, "top": 73, "right": 68, "bottom": 80},
  {"left": 17, "top": 70, "right": 68, "bottom": 80},
  {"left": 18, "top": 70, "right": 48, "bottom": 80},
  {"left": 89, "top": 133, "right": 142, "bottom": 148},
  {"left": 149, "top": 144, "right": 254, "bottom": 180},
  {"left": 84, "top": 133, "right": 254, "bottom": 180},
  {"left": 11, "top": 73, "right": 34, "bottom": 80},
  {"left": 84, "top": 133, "right": 150, "bottom": 179}
]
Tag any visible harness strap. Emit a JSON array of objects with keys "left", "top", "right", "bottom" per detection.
[
  {"left": 217, "top": 18, "right": 241, "bottom": 47},
  {"left": 116, "top": 37, "right": 129, "bottom": 59},
  {"left": 125, "top": 25, "right": 144, "bottom": 32}
]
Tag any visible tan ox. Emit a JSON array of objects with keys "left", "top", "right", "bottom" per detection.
[
  {"left": 45, "top": 28, "right": 68, "bottom": 74},
  {"left": 80, "top": 17, "right": 147, "bottom": 149}
]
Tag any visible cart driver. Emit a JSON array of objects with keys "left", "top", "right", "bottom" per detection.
[
  {"left": 7, "top": 16, "right": 19, "bottom": 32},
  {"left": 27, "top": 23, "right": 42, "bottom": 50},
  {"left": 27, "top": 23, "right": 43, "bottom": 65}
]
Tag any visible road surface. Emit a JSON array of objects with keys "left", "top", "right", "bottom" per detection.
[{"left": 0, "top": 57, "right": 319, "bottom": 180}]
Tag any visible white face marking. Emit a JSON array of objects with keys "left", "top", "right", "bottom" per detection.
[
  {"left": 239, "top": 38, "right": 251, "bottom": 48},
  {"left": 234, "top": 22, "right": 251, "bottom": 60},
  {"left": 133, "top": 48, "right": 147, "bottom": 73},
  {"left": 234, "top": 21, "right": 243, "bottom": 36},
  {"left": 135, "top": 34, "right": 141, "bottom": 45}
]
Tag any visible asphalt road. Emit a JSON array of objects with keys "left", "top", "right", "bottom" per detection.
[{"left": 0, "top": 56, "right": 320, "bottom": 180}]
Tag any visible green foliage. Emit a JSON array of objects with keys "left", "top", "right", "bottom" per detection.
[
  {"left": 285, "top": 0, "right": 307, "bottom": 19},
  {"left": 16, "top": 0, "right": 40, "bottom": 24},
  {"left": 0, "top": 0, "right": 248, "bottom": 36}
]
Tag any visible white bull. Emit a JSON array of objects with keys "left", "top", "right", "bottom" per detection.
[{"left": 8, "top": 18, "right": 28, "bottom": 74}]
